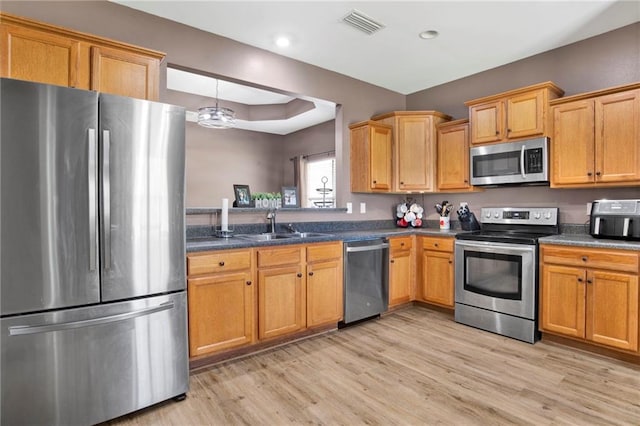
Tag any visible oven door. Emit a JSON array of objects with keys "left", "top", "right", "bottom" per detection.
[{"left": 455, "top": 239, "right": 536, "bottom": 319}]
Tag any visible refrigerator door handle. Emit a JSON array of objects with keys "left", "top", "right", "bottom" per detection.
[
  {"left": 7, "top": 301, "right": 175, "bottom": 336},
  {"left": 88, "top": 128, "right": 98, "bottom": 271},
  {"left": 102, "top": 129, "right": 111, "bottom": 269}
]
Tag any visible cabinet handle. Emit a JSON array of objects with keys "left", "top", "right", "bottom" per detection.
[
  {"left": 297, "top": 273, "right": 302, "bottom": 278},
  {"left": 587, "top": 279, "right": 593, "bottom": 284},
  {"left": 587, "top": 172, "right": 593, "bottom": 177},
  {"left": 309, "top": 271, "right": 314, "bottom": 276},
  {"left": 373, "top": 180, "right": 377, "bottom": 184},
  {"left": 434, "top": 243, "right": 439, "bottom": 247},
  {"left": 400, "top": 181, "right": 404, "bottom": 185},
  {"left": 246, "top": 281, "right": 252, "bottom": 286},
  {"left": 448, "top": 260, "right": 453, "bottom": 264},
  {"left": 595, "top": 171, "right": 601, "bottom": 177},
  {"left": 390, "top": 259, "right": 395, "bottom": 264},
  {"left": 581, "top": 257, "right": 587, "bottom": 262},
  {"left": 507, "top": 128, "right": 511, "bottom": 133},
  {"left": 219, "top": 261, "right": 225, "bottom": 266},
  {"left": 495, "top": 131, "right": 499, "bottom": 135},
  {"left": 464, "top": 180, "right": 468, "bottom": 183},
  {"left": 577, "top": 277, "right": 584, "bottom": 282},
  {"left": 400, "top": 242, "right": 405, "bottom": 246}
]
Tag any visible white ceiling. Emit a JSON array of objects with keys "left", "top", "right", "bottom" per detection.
[{"left": 115, "top": 0, "right": 639, "bottom": 95}]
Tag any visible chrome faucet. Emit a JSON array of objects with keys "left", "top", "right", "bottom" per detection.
[
  {"left": 266, "top": 209, "right": 277, "bottom": 234},
  {"left": 286, "top": 223, "right": 299, "bottom": 233}
]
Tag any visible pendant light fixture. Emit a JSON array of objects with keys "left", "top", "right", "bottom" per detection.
[{"left": 197, "top": 79, "right": 236, "bottom": 129}]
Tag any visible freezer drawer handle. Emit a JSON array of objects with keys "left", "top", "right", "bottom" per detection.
[
  {"left": 346, "top": 243, "right": 389, "bottom": 253},
  {"left": 7, "top": 302, "right": 174, "bottom": 336}
]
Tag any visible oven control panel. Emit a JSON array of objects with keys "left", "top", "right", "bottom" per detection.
[{"left": 480, "top": 207, "right": 558, "bottom": 226}]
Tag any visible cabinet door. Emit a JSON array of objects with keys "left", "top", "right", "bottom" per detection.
[
  {"left": 587, "top": 270, "right": 639, "bottom": 351},
  {"left": 389, "top": 249, "right": 412, "bottom": 306},
  {"left": 595, "top": 89, "right": 640, "bottom": 183},
  {"left": 396, "top": 116, "right": 434, "bottom": 191},
  {"left": 0, "top": 23, "right": 80, "bottom": 88},
  {"left": 540, "top": 264, "right": 586, "bottom": 338},
  {"left": 506, "top": 90, "right": 544, "bottom": 139},
  {"left": 369, "top": 125, "right": 392, "bottom": 190},
  {"left": 550, "top": 100, "right": 595, "bottom": 186},
  {"left": 470, "top": 101, "right": 503, "bottom": 144},
  {"left": 91, "top": 45, "right": 160, "bottom": 101},
  {"left": 307, "top": 259, "right": 343, "bottom": 327},
  {"left": 258, "top": 266, "right": 305, "bottom": 340},
  {"left": 437, "top": 122, "right": 471, "bottom": 190},
  {"left": 420, "top": 250, "right": 454, "bottom": 307},
  {"left": 187, "top": 272, "right": 255, "bottom": 357}
]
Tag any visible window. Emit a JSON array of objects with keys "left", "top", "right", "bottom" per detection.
[{"left": 304, "top": 156, "right": 335, "bottom": 208}]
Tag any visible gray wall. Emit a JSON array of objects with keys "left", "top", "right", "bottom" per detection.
[{"left": 3, "top": 2, "right": 638, "bottom": 225}]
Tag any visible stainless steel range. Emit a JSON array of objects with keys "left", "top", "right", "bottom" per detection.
[{"left": 454, "top": 207, "right": 559, "bottom": 343}]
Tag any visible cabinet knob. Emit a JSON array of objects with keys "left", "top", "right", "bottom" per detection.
[
  {"left": 595, "top": 171, "right": 601, "bottom": 176},
  {"left": 400, "top": 242, "right": 405, "bottom": 246},
  {"left": 464, "top": 180, "right": 468, "bottom": 183},
  {"left": 390, "top": 259, "right": 395, "bottom": 264},
  {"left": 495, "top": 131, "right": 499, "bottom": 135},
  {"left": 507, "top": 128, "right": 511, "bottom": 132},
  {"left": 297, "top": 273, "right": 302, "bottom": 278},
  {"left": 309, "top": 271, "right": 314, "bottom": 276},
  {"left": 587, "top": 172, "right": 593, "bottom": 177},
  {"left": 400, "top": 181, "right": 404, "bottom": 185},
  {"left": 219, "top": 261, "right": 225, "bottom": 266},
  {"left": 246, "top": 281, "right": 252, "bottom": 286},
  {"left": 434, "top": 243, "right": 439, "bottom": 247},
  {"left": 448, "top": 260, "right": 453, "bottom": 264},
  {"left": 581, "top": 256, "right": 587, "bottom": 262},
  {"left": 372, "top": 180, "right": 377, "bottom": 184},
  {"left": 577, "top": 277, "right": 584, "bottom": 282},
  {"left": 587, "top": 279, "right": 593, "bottom": 284}
]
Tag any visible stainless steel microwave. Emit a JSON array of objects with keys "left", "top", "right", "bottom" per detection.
[{"left": 470, "top": 137, "right": 549, "bottom": 186}]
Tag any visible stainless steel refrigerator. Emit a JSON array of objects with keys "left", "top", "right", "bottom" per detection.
[{"left": 0, "top": 78, "right": 189, "bottom": 425}]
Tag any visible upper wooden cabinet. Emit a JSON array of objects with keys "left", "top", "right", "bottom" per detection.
[
  {"left": 550, "top": 83, "right": 640, "bottom": 188},
  {"left": 465, "top": 81, "right": 564, "bottom": 144},
  {"left": 372, "top": 111, "right": 451, "bottom": 192},
  {"left": 349, "top": 120, "right": 393, "bottom": 192},
  {"left": 436, "top": 119, "right": 476, "bottom": 192},
  {"left": 0, "top": 12, "right": 164, "bottom": 100}
]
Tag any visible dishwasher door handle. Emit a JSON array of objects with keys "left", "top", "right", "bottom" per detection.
[{"left": 346, "top": 242, "right": 389, "bottom": 253}]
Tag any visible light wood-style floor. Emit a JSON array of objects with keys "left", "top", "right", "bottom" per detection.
[{"left": 107, "top": 307, "right": 640, "bottom": 425}]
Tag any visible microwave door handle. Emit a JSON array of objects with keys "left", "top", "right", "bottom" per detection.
[
  {"left": 623, "top": 218, "right": 630, "bottom": 237},
  {"left": 593, "top": 217, "right": 601, "bottom": 235},
  {"left": 520, "top": 146, "right": 526, "bottom": 179}
]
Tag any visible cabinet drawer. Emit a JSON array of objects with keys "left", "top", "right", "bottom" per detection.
[
  {"left": 257, "top": 246, "right": 304, "bottom": 268},
  {"left": 187, "top": 249, "right": 252, "bottom": 276},
  {"left": 541, "top": 245, "right": 639, "bottom": 273},
  {"left": 390, "top": 236, "right": 413, "bottom": 252},
  {"left": 307, "top": 242, "right": 342, "bottom": 263},
  {"left": 421, "top": 236, "right": 454, "bottom": 252}
]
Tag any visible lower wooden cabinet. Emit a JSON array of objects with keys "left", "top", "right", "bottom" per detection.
[
  {"left": 388, "top": 236, "right": 414, "bottom": 307},
  {"left": 186, "top": 248, "right": 255, "bottom": 357},
  {"left": 306, "top": 242, "right": 343, "bottom": 327},
  {"left": 540, "top": 244, "right": 639, "bottom": 353},
  {"left": 257, "top": 245, "right": 306, "bottom": 340},
  {"left": 417, "top": 236, "right": 455, "bottom": 308},
  {"left": 187, "top": 241, "right": 344, "bottom": 359}
]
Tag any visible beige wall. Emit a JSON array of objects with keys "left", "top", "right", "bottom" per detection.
[{"left": 3, "top": 2, "right": 638, "bottom": 225}]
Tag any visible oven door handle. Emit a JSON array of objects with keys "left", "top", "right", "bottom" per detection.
[{"left": 455, "top": 239, "right": 536, "bottom": 254}]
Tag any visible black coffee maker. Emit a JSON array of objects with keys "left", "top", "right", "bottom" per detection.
[{"left": 457, "top": 204, "right": 481, "bottom": 231}]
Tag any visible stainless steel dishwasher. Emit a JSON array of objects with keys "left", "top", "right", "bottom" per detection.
[{"left": 340, "top": 238, "right": 390, "bottom": 326}]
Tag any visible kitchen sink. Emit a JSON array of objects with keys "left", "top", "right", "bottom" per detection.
[{"left": 235, "top": 232, "right": 332, "bottom": 241}]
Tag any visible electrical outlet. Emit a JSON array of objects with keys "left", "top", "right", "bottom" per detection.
[
  {"left": 360, "top": 202, "right": 366, "bottom": 214},
  {"left": 346, "top": 202, "right": 352, "bottom": 214},
  {"left": 586, "top": 202, "right": 592, "bottom": 215}
]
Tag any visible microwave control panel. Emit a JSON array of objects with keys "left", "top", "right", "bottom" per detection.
[{"left": 524, "top": 148, "right": 544, "bottom": 173}]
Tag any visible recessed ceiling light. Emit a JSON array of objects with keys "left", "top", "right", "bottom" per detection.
[
  {"left": 419, "top": 30, "right": 439, "bottom": 40},
  {"left": 275, "top": 36, "right": 291, "bottom": 48}
]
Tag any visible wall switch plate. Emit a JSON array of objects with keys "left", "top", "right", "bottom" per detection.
[
  {"left": 346, "top": 202, "right": 352, "bottom": 214},
  {"left": 360, "top": 202, "right": 366, "bottom": 214}
]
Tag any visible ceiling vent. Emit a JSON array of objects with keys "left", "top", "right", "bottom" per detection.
[{"left": 342, "top": 9, "right": 385, "bottom": 35}]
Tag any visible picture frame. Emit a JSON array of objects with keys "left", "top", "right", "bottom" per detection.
[
  {"left": 281, "top": 186, "right": 300, "bottom": 208},
  {"left": 233, "top": 184, "right": 252, "bottom": 207}
]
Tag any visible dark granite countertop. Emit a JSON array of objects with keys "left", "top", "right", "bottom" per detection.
[
  {"left": 539, "top": 234, "right": 640, "bottom": 251},
  {"left": 186, "top": 227, "right": 463, "bottom": 253}
]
